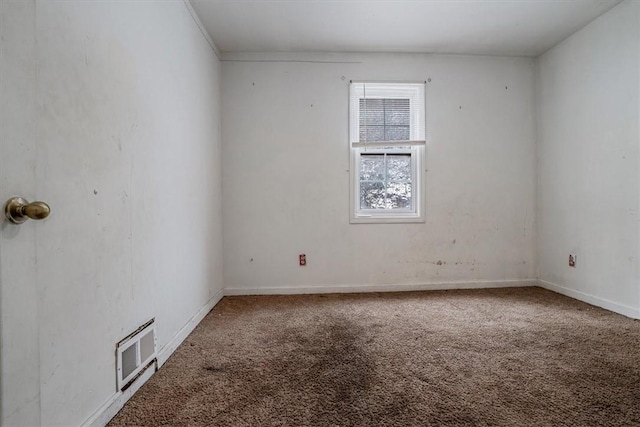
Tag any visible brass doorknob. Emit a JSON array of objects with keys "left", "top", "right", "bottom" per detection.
[{"left": 4, "top": 197, "right": 51, "bottom": 224}]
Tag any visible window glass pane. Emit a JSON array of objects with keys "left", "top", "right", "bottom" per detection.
[
  {"left": 385, "top": 126, "right": 410, "bottom": 141},
  {"left": 387, "top": 154, "right": 411, "bottom": 182},
  {"left": 386, "top": 183, "right": 412, "bottom": 209},
  {"left": 359, "top": 99, "right": 384, "bottom": 126},
  {"left": 360, "top": 181, "right": 386, "bottom": 209},
  {"left": 384, "top": 99, "right": 410, "bottom": 125},
  {"left": 359, "top": 126, "right": 384, "bottom": 143},
  {"left": 359, "top": 98, "right": 410, "bottom": 142},
  {"left": 360, "top": 155, "right": 385, "bottom": 181}
]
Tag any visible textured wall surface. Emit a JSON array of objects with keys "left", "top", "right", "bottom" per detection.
[
  {"left": 537, "top": 0, "right": 640, "bottom": 318},
  {"left": 222, "top": 52, "right": 536, "bottom": 293}
]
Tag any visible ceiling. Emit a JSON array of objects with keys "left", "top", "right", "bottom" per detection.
[{"left": 190, "top": 0, "right": 622, "bottom": 57}]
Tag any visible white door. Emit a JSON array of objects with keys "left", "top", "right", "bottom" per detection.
[
  {"left": 0, "top": 1, "right": 42, "bottom": 425},
  {"left": 1, "top": 2, "right": 130, "bottom": 424},
  {"left": 1, "top": 2, "right": 223, "bottom": 424}
]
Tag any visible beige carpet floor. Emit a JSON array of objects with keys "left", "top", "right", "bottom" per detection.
[{"left": 109, "top": 287, "right": 640, "bottom": 426}]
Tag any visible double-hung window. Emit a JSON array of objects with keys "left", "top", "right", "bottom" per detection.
[{"left": 349, "top": 81, "right": 426, "bottom": 223}]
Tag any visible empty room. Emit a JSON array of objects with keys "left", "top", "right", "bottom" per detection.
[{"left": 0, "top": 0, "right": 639, "bottom": 425}]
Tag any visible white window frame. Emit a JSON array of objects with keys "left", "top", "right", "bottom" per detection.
[{"left": 349, "top": 81, "right": 426, "bottom": 224}]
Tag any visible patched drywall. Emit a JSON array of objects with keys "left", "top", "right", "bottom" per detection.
[
  {"left": 221, "top": 52, "right": 537, "bottom": 293},
  {"left": 0, "top": 1, "right": 223, "bottom": 425},
  {"left": 536, "top": 0, "right": 640, "bottom": 317}
]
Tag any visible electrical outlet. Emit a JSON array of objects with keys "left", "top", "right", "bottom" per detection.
[
  {"left": 568, "top": 254, "right": 576, "bottom": 267},
  {"left": 299, "top": 254, "right": 306, "bottom": 266}
]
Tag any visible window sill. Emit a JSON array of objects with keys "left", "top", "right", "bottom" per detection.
[{"left": 350, "top": 215, "right": 425, "bottom": 224}]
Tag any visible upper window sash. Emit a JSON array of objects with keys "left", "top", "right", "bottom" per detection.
[{"left": 349, "top": 81, "right": 426, "bottom": 147}]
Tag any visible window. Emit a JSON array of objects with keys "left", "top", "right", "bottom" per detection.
[{"left": 349, "top": 82, "right": 426, "bottom": 223}]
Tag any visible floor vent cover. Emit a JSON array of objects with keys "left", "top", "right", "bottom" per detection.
[{"left": 116, "top": 319, "right": 157, "bottom": 391}]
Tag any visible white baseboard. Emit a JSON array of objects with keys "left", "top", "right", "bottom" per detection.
[
  {"left": 224, "top": 279, "right": 537, "bottom": 296},
  {"left": 81, "top": 288, "right": 225, "bottom": 427},
  {"left": 538, "top": 279, "right": 640, "bottom": 319},
  {"left": 157, "top": 288, "right": 224, "bottom": 367},
  {"left": 82, "top": 363, "right": 156, "bottom": 427}
]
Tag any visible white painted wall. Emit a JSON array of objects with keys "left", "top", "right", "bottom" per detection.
[
  {"left": 222, "top": 52, "right": 536, "bottom": 293},
  {"left": 536, "top": 0, "right": 640, "bottom": 318},
  {"left": 0, "top": 1, "right": 223, "bottom": 425}
]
